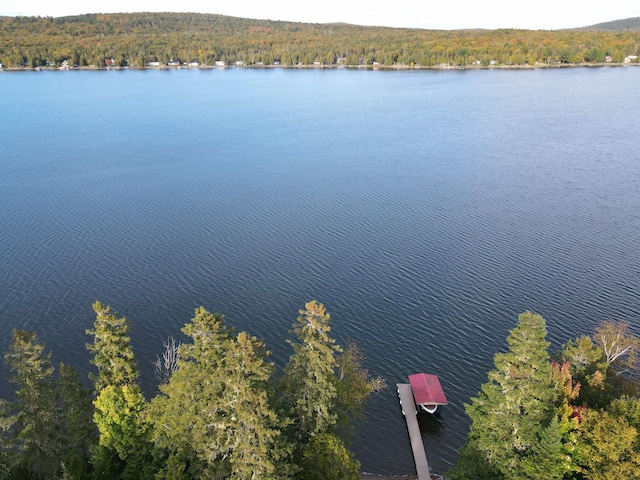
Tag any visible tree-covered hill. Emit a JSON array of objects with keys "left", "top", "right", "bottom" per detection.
[
  {"left": 1, "top": 12, "right": 639, "bottom": 68},
  {"left": 580, "top": 16, "right": 640, "bottom": 31}
]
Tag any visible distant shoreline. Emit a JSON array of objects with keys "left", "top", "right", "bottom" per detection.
[{"left": 2, "top": 63, "right": 639, "bottom": 72}]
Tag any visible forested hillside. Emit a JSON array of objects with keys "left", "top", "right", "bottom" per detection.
[
  {"left": 580, "top": 17, "right": 640, "bottom": 31},
  {"left": 1, "top": 12, "right": 640, "bottom": 68}
]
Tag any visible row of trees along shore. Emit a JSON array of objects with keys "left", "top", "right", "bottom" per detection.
[
  {"left": 1, "top": 13, "right": 640, "bottom": 69},
  {"left": 0, "top": 300, "right": 385, "bottom": 479},
  {"left": 450, "top": 311, "right": 640, "bottom": 480},
  {"left": 3, "top": 301, "right": 640, "bottom": 479}
]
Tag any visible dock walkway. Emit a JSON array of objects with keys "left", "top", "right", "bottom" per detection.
[{"left": 397, "top": 383, "right": 431, "bottom": 480}]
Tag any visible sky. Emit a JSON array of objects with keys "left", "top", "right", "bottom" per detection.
[{"left": 2, "top": 0, "right": 640, "bottom": 30}]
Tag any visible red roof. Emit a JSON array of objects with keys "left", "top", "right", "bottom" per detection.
[{"left": 408, "top": 373, "right": 448, "bottom": 406}]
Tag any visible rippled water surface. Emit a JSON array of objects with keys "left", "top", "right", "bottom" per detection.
[{"left": 1, "top": 67, "right": 640, "bottom": 474}]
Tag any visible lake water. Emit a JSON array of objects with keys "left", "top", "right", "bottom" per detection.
[{"left": 1, "top": 67, "right": 640, "bottom": 474}]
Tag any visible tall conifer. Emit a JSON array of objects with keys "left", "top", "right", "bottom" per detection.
[
  {"left": 0, "top": 399, "right": 15, "bottom": 479},
  {"left": 451, "top": 312, "right": 559, "bottom": 479},
  {"left": 281, "top": 301, "right": 342, "bottom": 445},
  {"left": 86, "top": 302, "right": 149, "bottom": 478},
  {"left": 57, "top": 363, "right": 97, "bottom": 476},
  {"left": 5, "top": 330, "right": 61, "bottom": 478},
  {"left": 149, "top": 307, "right": 290, "bottom": 478},
  {"left": 86, "top": 301, "right": 139, "bottom": 392}
]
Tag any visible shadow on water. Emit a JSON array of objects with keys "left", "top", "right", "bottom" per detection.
[{"left": 417, "top": 410, "right": 446, "bottom": 434}]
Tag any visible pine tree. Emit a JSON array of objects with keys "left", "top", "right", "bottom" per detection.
[
  {"left": 522, "top": 416, "right": 565, "bottom": 480},
  {"left": 4, "top": 329, "right": 62, "bottom": 478},
  {"left": 451, "top": 312, "right": 558, "bottom": 479},
  {"left": 299, "top": 433, "right": 360, "bottom": 480},
  {"left": 224, "top": 331, "right": 290, "bottom": 479},
  {"left": 281, "top": 301, "right": 342, "bottom": 444},
  {"left": 149, "top": 307, "right": 230, "bottom": 477},
  {"left": 86, "top": 301, "right": 139, "bottom": 392},
  {"left": 57, "top": 363, "right": 97, "bottom": 477},
  {"left": 86, "top": 302, "right": 148, "bottom": 477},
  {"left": 149, "top": 307, "right": 290, "bottom": 479},
  {"left": 0, "top": 399, "right": 16, "bottom": 479}
]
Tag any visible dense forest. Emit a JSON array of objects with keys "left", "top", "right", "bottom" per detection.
[
  {"left": 1, "top": 13, "right": 640, "bottom": 69},
  {"left": 450, "top": 312, "right": 640, "bottom": 480},
  {"left": 0, "top": 300, "right": 384, "bottom": 479}
]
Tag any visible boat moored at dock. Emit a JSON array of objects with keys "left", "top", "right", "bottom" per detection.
[{"left": 408, "top": 373, "right": 448, "bottom": 414}]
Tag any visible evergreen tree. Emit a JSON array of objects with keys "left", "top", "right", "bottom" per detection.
[
  {"left": 149, "top": 307, "right": 290, "bottom": 478},
  {"left": 57, "top": 363, "right": 97, "bottom": 477},
  {"left": 281, "top": 301, "right": 342, "bottom": 444},
  {"left": 0, "top": 400, "right": 15, "bottom": 480},
  {"left": 224, "top": 331, "right": 291, "bottom": 479},
  {"left": 93, "top": 385, "right": 149, "bottom": 460},
  {"left": 148, "top": 307, "right": 231, "bottom": 478},
  {"left": 521, "top": 416, "right": 565, "bottom": 480},
  {"left": 86, "top": 302, "right": 148, "bottom": 478},
  {"left": 451, "top": 312, "right": 558, "bottom": 480},
  {"left": 299, "top": 433, "right": 360, "bottom": 480},
  {"left": 4, "top": 329, "right": 62, "bottom": 478},
  {"left": 86, "top": 301, "right": 139, "bottom": 392}
]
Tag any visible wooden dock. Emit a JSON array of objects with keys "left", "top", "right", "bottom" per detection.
[{"left": 397, "top": 383, "right": 431, "bottom": 480}]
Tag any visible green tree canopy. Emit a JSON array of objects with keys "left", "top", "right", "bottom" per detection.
[
  {"left": 299, "top": 433, "right": 360, "bottom": 480},
  {"left": 57, "top": 363, "right": 97, "bottom": 478},
  {"left": 148, "top": 307, "right": 290, "bottom": 479},
  {"left": 451, "top": 311, "right": 558, "bottom": 480},
  {"left": 0, "top": 400, "right": 15, "bottom": 480},
  {"left": 86, "top": 302, "right": 149, "bottom": 478},
  {"left": 574, "top": 409, "right": 640, "bottom": 479},
  {"left": 4, "top": 330, "right": 61, "bottom": 478},
  {"left": 2, "top": 13, "right": 639, "bottom": 69},
  {"left": 86, "top": 301, "right": 139, "bottom": 392},
  {"left": 281, "top": 301, "right": 342, "bottom": 444}
]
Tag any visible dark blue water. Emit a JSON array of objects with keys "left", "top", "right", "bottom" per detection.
[{"left": 1, "top": 67, "right": 639, "bottom": 474}]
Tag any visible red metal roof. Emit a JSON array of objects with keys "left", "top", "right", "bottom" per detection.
[{"left": 408, "top": 373, "right": 448, "bottom": 406}]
